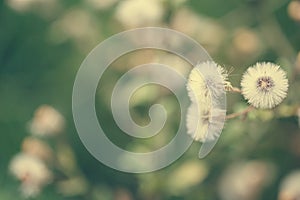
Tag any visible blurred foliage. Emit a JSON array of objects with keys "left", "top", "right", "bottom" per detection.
[{"left": 0, "top": 0, "right": 300, "bottom": 199}]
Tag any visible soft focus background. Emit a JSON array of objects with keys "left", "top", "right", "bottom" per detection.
[{"left": 1, "top": 0, "right": 300, "bottom": 199}]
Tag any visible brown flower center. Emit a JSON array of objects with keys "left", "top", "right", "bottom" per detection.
[{"left": 257, "top": 76, "right": 274, "bottom": 92}]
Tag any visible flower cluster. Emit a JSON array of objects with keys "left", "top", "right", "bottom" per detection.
[
  {"left": 9, "top": 105, "right": 64, "bottom": 198},
  {"left": 186, "top": 61, "right": 288, "bottom": 142},
  {"left": 186, "top": 61, "right": 227, "bottom": 142}
]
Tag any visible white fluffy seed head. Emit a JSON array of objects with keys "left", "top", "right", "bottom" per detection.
[
  {"left": 241, "top": 62, "right": 289, "bottom": 109},
  {"left": 186, "top": 61, "right": 226, "bottom": 142}
]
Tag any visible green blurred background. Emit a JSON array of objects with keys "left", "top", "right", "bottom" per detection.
[{"left": 1, "top": 0, "right": 300, "bottom": 199}]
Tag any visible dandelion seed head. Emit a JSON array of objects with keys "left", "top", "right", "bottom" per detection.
[
  {"left": 186, "top": 61, "right": 226, "bottom": 142},
  {"left": 186, "top": 102, "right": 210, "bottom": 141},
  {"left": 241, "top": 62, "right": 288, "bottom": 109},
  {"left": 187, "top": 61, "right": 227, "bottom": 103}
]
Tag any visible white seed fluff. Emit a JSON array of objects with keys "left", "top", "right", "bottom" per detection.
[
  {"left": 186, "top": 61, "right": 226, "bottom": 142},
  {"left": 241, "top": 62, "right": 288, "bottom": 109}
]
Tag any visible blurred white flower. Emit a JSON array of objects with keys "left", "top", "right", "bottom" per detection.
[
  {"left": 166, "top": 160, "right": 208, "bottom": 195},
  {"left": 186, "top": 62, "right": 226, "bottom": 142},
  {"left": 6, "top": 0, "right": 36, "bottom": 12},
  {"left": 115, "top": 0, "right": 164, "bottom": 28},
  {"left": 186, "top": 102, "right": 226, "bottom": 142},
  {"left": 9, "top": 153, "right": 53, "bottom": 198},
  {"left": 241, "top": 62, "right": 289, "bottom": 109},
  {"left": 229, "top": 28, "right": 262, "bottom": 59},
  {"left": 49, "top": 8, "right": 101, "bottom": 51},
  {"left": 288, "top": 1, "right": 300, "bottom": 22},
  {"left": 278, "top": 170, "right": 300, "bottom": 200},
  {"left": 218, "top": 161, "right": 276, "bottom": 200},
  {"left": 29, "top": 105, "right": 65, "bottom": 136},
  {"left": 22, "top": 137, "right": 53, "bottom": 163},
  {"left": 171, "top": 8, "right": 226, "bottom": 54}
]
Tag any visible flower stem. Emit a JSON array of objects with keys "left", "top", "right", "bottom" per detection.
[
  {"left": 226, "top": 106, "right": 255, "bottom": 119},
  {"left": 230, "top": 87, "right": 242, "bottom": 93}
]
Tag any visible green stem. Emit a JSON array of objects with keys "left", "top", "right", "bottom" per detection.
[{"left": 226, "top": 106, "right": 255, "bottom": 119}]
